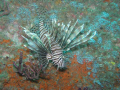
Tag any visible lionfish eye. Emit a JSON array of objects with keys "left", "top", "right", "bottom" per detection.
[
  {"left": 46, "top": 53, "right": 52, "bottom": 60},
  {"left": 59, "top": 57, "right": 62, "bottom": 60},
  {"left": 59, "top": 55, "right": 64, "bottom": 60}
]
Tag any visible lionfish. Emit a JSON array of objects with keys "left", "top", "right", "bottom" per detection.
[{"left": 22, "top": 6, "right": 96, "bottom": 70}]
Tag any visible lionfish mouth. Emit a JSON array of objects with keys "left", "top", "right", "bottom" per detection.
[{"left": 46, "top": 53, "right": 52, "bottom": 60}]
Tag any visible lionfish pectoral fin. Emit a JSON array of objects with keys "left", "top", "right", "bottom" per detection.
[
  {"left": 21, "top": 26, "right": 27, "bottom": 30},
  {"left": 41, "top": 58, "right": 49, "bottom": 69},
  {"left": 24, "top": 30, "right": 45, "bottom": 46},
  {"left": 22, "top": 28, "right": 48, "bottom": 52},
  {"left": 22, "top": 35, "right": 39, "bottom": 51}
]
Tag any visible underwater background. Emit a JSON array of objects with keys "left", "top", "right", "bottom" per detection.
[{"left": 0, "top": 0, "right": 120, "bottom": 90}]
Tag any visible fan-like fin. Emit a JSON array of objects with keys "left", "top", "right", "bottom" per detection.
[
  {"left": 22, "top": 28, "right": 48, "bottom": 52},
  {"left": 22, "top": 28, "right": 46, "bottom": 48},
  {"left": 50, "top": 19, "right": 65, "bottom": 45},
  {"left": 38, "top": 57, "right": 49, "bottom": 69},
  {"left": 22, "top": 35, "right": 39, "bottom": 52},
  {"left": 63, "top": 20, "right": 78, "bottom": 42},
  {"left": 68, "top": 31, "right": 96, "bottom": 50},
  {"left": 50, "top": 19, "right": 96, "bottom": 51},
  {"left": 60, "top": 21, "right": 72, "bottom": 46},
  {"left": 63, "top": 24, "right": 84, "bottom": 49},
  {"left": 22, "top": 27, "right": 49, "bottom": 69}
]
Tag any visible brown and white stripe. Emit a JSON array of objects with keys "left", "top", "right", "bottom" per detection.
[
  {"left": 39, "top": 17, "right": 65, "bottom": 69},
  {"left": 39, "top": 18, "right": 50, "bottom": 50}
]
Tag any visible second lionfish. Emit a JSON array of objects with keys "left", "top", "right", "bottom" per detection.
[{"left": 22, "top": 7, "right": 96, "bottom": 70}]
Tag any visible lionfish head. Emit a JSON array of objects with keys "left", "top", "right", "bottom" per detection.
[{"left": 51, "top": 54, "right": 65, "bottom": 70}]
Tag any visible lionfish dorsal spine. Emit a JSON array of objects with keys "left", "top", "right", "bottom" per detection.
[
  {"left": 51, "top": 19, "right": 96, "bottom": 51},
  {"left": 39, "top": 17, "right": 51, "bottom": 52},
  {"left": 63, "top": 24, "right": 86, "bottom": 49},
  {"left": 69, "top": 30, "right": 96, "bottom": 49},
  {"left": 63, "top": 23, "right": 85, "bottom": 49},
  {"left": 60, "top": 21, "right": 71, "bottom": 46}
]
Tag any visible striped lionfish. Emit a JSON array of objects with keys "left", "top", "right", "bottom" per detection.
[{"left": 22, "top": 7, "right": 96, "bottom": 70}]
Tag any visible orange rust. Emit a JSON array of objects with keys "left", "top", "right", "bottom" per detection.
[
  {"left": 14, "top": 55, "right": 20, "bottom": 61},
  {"left": 116, "top": 68, "right": 120, "bottom": 72},
  {"left": 1, "top": 39, "right": 10, "bottom": 43},
  {"left": 63, "top": 83, "right": 75, "bottom": 90},
  {"left": 105, "top": 65, "right": 109, "bottom": 71},
  {"left": 69, "top": 55, "right": 95, "bottom": 84},
  {"left": 0, "top": 69, "right": 2, "bottom": 74},
  {"left": 103, "top": 0, "right": 111, "bottom": 2},
  {"left": 39, "top": 82, "right": 48, "bottom": 90},
  {"left": 29, "top": 88, "right": 36, "bottom": 90},
  {"left": 0, "top": 39, "right": 13, "bottom": 46},
  {"left": 17, "top": 48, "right": 30, "bottom": 54},
  {"left": 25, "top": 61, "right": 31, "bottom": 66},
  {"left": 4, "top": 64, "right": 31, "bottom": 89},
  {"left": 3, "top": 53, "right": 96, "bottom": 89},
  {"left": 3, "top": 47, "right": 32, "bottom": 89}
]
